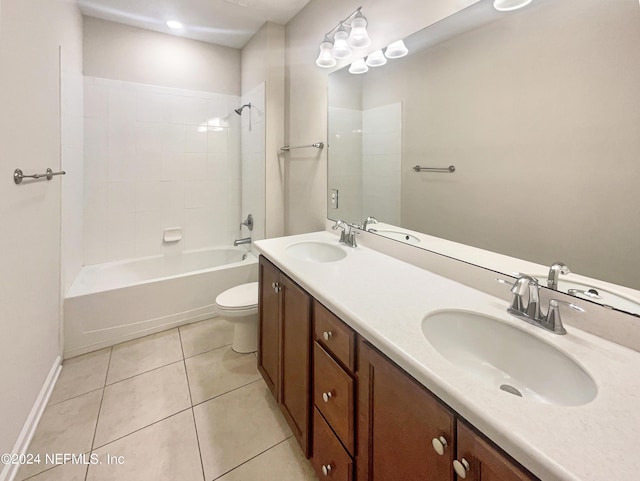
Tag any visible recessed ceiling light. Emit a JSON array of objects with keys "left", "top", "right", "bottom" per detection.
[{"left": 166, "top": 20, "right": 183, "bottom": 30}]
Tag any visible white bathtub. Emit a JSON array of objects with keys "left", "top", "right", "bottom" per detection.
[{"left": 64, "top": 247, "right": 258, "bottom": 358}]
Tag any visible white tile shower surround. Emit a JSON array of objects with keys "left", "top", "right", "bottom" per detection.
[
  {"left": 327, "top": 103, "right": 401, "bottom": 225},
  {"left": 16, "top": 318, "right": 317, "bottom": 481},
  {"left": 83, "top": 77, "right": 243, "bottom": 266}
]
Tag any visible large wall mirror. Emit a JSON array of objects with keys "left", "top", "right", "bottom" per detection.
[{"left": 327, "top": 0, "right": 640, "bottom": 315}]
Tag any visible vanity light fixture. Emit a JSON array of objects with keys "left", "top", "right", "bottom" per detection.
[
  {"left": 384, "top": 40, "right": 408, "bottom": 59},
  {"left": 365, "top": 49, "right": 387, "bottom": 67},
  {"left": 493, "top": 0, "right": 533, "bottom": 11},
  {"left": 315, "top": 7, "right": 371, "bottom": 68},
  {"left": 166, "top": 20, "right": 183, "bottom": 29},
  {"left": 349, "top": 58, "right": 369, "bottom": 74},
  {"left": 333, "top": 26, "right": 352, "bottom": 59},
  {"left": 316, "top": 38, "right": 338, "bottom": 68}
]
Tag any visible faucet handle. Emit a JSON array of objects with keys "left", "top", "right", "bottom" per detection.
[
  {"left": 543, "top": 299, "right": 585, "bottom": 335},
  {"left": 496, "top": 278, "right": 514, "bottom": 287}
]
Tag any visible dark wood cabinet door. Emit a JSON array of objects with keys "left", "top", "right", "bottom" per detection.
[
  {"left": 257, "top": 256, "right": 280, "bottom": 400},
  {"left": 280, "top": 273, "right": 312, "bottom": 457},
  {"left": 456, "top": 421, "right": 538, "bottom": 481},
  {"left": 358, "top": 340, "right": 455, "bottom": 481}
]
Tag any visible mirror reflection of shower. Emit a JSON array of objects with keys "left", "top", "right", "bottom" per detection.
[{"left": 235, "top": 103, "right": 252, "bottom": 131}]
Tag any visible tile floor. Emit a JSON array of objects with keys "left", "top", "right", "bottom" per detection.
[{"left": 17, "top": 318, "right": 318, "bottom": 481}]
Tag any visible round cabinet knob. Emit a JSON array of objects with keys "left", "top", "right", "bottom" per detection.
[
  {"left": 322, "top": 391, "right": 333, "bottom": 403},
  {"left": 431, "top": 436, "right": 448, "bottom": 456},
  {"left": 322, "top": 331, "right": 333, "bottom": 341},
  {"left": 321, "top": 464, "right": 332, "bottom": 476},
  {"left": 271, "top": 282, "right": 276, "bottom": 289},
  {"left": 453, "top": 458, "right": 470, "bottom": 479}
]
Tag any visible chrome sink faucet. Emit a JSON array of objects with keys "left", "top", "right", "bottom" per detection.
[
  {"left": 332, "top": 220, "right": 358, "bottom": 247},
  {"left": 548, "top": 262, "right": 570, "bottom": 290},
  {"left": 362, "top": 216, "right": 378, "bottom": 231},
  {"left": 506, "top": 274, "right": 583, "bottom": 335}
]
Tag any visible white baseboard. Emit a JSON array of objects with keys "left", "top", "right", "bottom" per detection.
[{"left": 0, "top": 357, "right": 61, "bottom": 481}]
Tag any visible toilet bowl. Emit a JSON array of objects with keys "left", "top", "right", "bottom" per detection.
[{"left": 215, "top": 282, "right": 259, "bottom": 353}]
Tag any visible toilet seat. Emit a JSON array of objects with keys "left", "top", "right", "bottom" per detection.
[{"left": 215, "top": 282, "right": 258, "bottom": 312}]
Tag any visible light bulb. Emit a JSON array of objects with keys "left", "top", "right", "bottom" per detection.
[
  {"left": 365, "top": 50, "right": 387, "bottom": 67},
  {"left": 493, "top": 0, "right": 533, "bottom": 11},
  {"left": 385, "top": 40, "right": 408, "bottom": 59},
  {"left": 332, "top": 27, "right": 352, "bottom": 59},
  {"left": 348, "top": 14, "right": 371, "bottom": 48},
  {"left": 316, "top": 40, "right": 337, "bottom": 68},
  {"left": 349, "top": 58, "right": 369, "bottom": 75}
]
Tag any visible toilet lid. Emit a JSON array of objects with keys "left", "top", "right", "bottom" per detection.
[{"left": 216, "top": 282, "right": 259, "bottom": 310}]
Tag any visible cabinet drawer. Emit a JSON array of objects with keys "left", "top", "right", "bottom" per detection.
[
  {"left": 314, "top": 302, "right": 356, "bottom": 372},
  {"left": 312, "top": 407, "right": 353, "bottom": 481},
  {"left": 313, "top": 342, "right": 355, "bottom": 454}
]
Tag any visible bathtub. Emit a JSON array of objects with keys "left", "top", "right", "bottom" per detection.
[{"left": 64, "top": 247, "right": 258, "bottom": 359}]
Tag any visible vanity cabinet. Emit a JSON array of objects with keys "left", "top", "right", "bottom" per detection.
[
  {"left": 357, "top": 339, "right": 455, "bottom": 481},
  {"left": 258, "top": 254, "right": 539, "bottom": 480},
  {"left": 357, "top": 338, "right": 539, "bottom": 481},
  {"left": 257, "top": 256, "right": 312, "bottom": 457},
  {"left": 455, "top": 420, "right": 537, "bottom": 481}
]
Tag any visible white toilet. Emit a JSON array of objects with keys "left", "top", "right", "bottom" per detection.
[{"left": 215, "top": 282, "right": 259, "bottom": 353}]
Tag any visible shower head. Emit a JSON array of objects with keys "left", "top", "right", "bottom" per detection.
[{"left": 234, "top": 103, "right": 251, "bottom": 115}]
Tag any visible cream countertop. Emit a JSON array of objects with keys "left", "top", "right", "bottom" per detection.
[{"left": 254, "top": 231, "right": 640, "bottom": 481}]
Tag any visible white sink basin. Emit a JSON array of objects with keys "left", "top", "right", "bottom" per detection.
[
  {"left": 369, "top": 228, "right": 420, "bottom": 244},
  {"left": 285, "top": 241, "right": 347, "bottom": 263},
  {"left": 422, "top": 310, "right": 597, "bottom": 406}
]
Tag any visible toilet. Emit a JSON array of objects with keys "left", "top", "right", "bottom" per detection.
[{"left": 215, "top": 282, "right": 259, "bottom": 353}]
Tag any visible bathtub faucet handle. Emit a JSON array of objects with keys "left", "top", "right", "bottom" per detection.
[{"left": 241, "top": 214, "right": 254, "bottom": 231}]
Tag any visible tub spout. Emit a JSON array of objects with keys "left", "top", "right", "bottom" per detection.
[{"left": 234, "top": 237, "right": 251, "bottom": 246}]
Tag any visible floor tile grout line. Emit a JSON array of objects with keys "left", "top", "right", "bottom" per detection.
[
  {"left": 86, "top": 346, "right": 113, "bottom": 481},
  {"left": 182, "top": 341, "right": 234, "bottom": 361},
  {"left": 46, "top": 386, "right": 105, "bottom": 408},
  {"left": 90, "top": 407, "right": 193, "bottom": 452},
  {"left": 191, "top": 378, "right": 263, "bottom": 409},
  {"left": 211, "top": 437, "right": 294, "bottom": 480},
  {"left": 189, "top": 407, "right": 207, "bottom": 481},
  {"left": 177, "top": 328, "right": 195, "bottom": 407},
  {"left": 104, "top": 358, "right": 185, "bottom": 388}
]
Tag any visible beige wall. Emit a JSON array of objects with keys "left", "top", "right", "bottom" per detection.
[
  {"left": 0, "top": 0, "right": 83, "bottom": 462},
  {"left": 284, "top": 0, "right": 480, "bottom": 234},
  {"left": 241, "top": 22, "right": 286, "bottom": 238},
  {"left": 83, "top": 16, "right": 240, "bottom": 95}
]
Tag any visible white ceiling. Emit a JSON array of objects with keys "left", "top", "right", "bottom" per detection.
[{"left": 77, "top": 0, "right": 311, "bottom": 49}]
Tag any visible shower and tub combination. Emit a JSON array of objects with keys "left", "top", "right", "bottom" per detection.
[
  {"left": 64, "top": 247, "right": 257, "bottom": 358},
  {"left": 67, "top": 78, "right": 267, "bottom": 358}
]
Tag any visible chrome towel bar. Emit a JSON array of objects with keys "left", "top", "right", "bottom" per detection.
[
  {"left": 412, "top": 165, "right": 456, "bottom": 173},
  {"left": 280, "top": 142, "right": 324, "bottom": 152},
  {"left": 14, "top": 168, "right": 66, "bottom": 185}
]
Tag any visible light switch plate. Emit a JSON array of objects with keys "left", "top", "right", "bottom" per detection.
[{"left": 329, "top": 189, "right": 339, "bottom": 209}]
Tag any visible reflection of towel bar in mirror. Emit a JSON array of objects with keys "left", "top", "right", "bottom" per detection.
[
  {"left": 412, "top": 165, "right": 456, "bottom": 173},
  {"left": 280, "top": 142, "right": 324, "bottom": 152}
]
